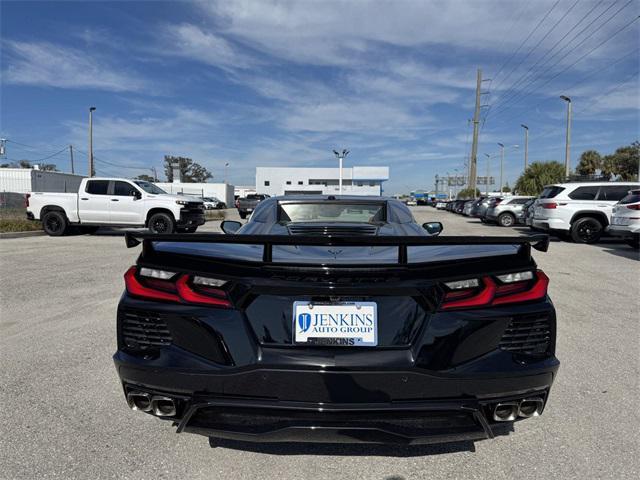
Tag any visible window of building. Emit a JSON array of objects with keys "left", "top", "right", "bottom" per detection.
[
  {"left": 85, "top": 180, "right": 109, "bottom": 195},
  {"left": 286, "top": 181, "right": 291, "bottom": 185},
  {"left": 264, "top": 181, "right": 270, "bottom": 186},
  {"left": 298, "top": 181, "right": 303, "bottom": 185}
]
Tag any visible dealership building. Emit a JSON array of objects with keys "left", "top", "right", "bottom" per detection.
[{"left": 256, "top": 166, "right": 389, "bottom": 197}]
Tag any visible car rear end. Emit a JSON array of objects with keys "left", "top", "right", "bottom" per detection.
[
  {"left": 532, "top": 186, "right": 568, "bottom": 232},
  {"left": 484, "top": 197, "right": 505, "bottom": 223},
  {"left": 114, "top": 233, "right": 558, "bottom": 445},
  {"left": 608, "top": 189, "right": 640, "bottom": 247}
]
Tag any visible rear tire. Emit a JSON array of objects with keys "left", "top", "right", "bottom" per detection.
[
  {"left": 218, "top": 203, "right": 226, "bottom": 209},
  {"left": 498, "top": 213, "right": 515, "bottom": 227},
  {"left": 239, "top": 212, "right": 247, "bottom": 219},
  {"left": 148, "top": 212, "right": 175, "bottom": 234},
  {"left": 42, "top": 211, "right": 68, "bottom": 236},
  {"left": 570, "top": 217, "right": 603, "bottom": 244}
]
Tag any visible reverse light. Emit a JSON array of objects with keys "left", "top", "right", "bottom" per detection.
[
  {"left": 496, "top": 271, "right": 533, "bottom": 283},
  {"left": 193, "top": 276, "right": 227, "bottom": 287},
  {"left": 444, "top": 278, "right": 480, "bottom": 290},
  {"left": 139, "top": 267, "right": 175, "bottom": 280}
]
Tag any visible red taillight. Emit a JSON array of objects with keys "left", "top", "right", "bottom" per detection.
[
  {"left": 124, "top": 266, "right": 180, "bottom": 303},
  {"left": 625, "top": 204, "right": 640, "bottom": 210},
  {"left": 124, "top": 267, "right": 232, "bottom": 308},
  {"left": 441, "top": 278, "right": 496, "bottom": 310},
  {"left": 175, "top": 275, "right": 232, "bottom": 308},
  {"left": 492, "top": 271, "right": 549, "bottom": 305},
  {"left": 541, "top": 202, "right": 557, "bottom": 209},
  {"left": 24, "top": 193, "right": 30, "bottom": 208},
  {"left": 441, "top": 271, "right": 548, "bottom": 310},
  {"left": 494, "top": 199, "right": 503, "bottom": 205}
]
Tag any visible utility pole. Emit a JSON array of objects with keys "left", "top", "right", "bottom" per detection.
[
  {"left": 521, "top": 124, "right": 529, "bottom": 170},
  {"left": 469, "top": 69, "right": 482, "bottom": 197},
  {"left": 88, "top": 107, "right": 96, "bottom": 177},
  {"left": 151, "top": 166, "right": 158, "bottom": 182},
  {"left": 435, "top": 174, "right": 439, "bottom": 199},
  {"left": 560, "top": 96, "right": 572, "bottom": 178},
  {"left": 69, "top": 145, "right": 75, "bottom": 174}
]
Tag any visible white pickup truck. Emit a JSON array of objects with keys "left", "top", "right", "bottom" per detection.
[{"left": 26, "top": 177, "right": 205, "bottom": 236}]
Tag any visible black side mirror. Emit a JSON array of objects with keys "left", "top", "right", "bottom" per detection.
[
  {"left": 132, "top": 190, "right": 141, "bottom": 199},
  {"left": 422, "top": 222, "right": 443, "bottom": 236},
  {"left": 221, "top": 220, "right": 242, "bottom": 234}
]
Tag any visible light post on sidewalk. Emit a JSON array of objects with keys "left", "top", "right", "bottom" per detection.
[
  {"left": 88, "top": 107, "right": 96, "bottom": 177},
  {"left": 560, "top": 96, "right": 572, "bottom": 178},
  {"left": 520, "top": 124, "right": 528, "bottom": 171},
  {"left": 333, "top": 149, "right": 349, "bottom": 194}
]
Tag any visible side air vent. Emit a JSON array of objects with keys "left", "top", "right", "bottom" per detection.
[
  {"left": 499, "top": 314, "right": 551, "bottom": 355},
  {"left": 120, "top": 310, "right": 172, "bottom": 351},
  {"left": 288, "top": 224, "right": 378, "bottom": 236}
]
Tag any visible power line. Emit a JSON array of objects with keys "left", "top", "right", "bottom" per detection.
[
  {"left": 490, "top": 0, "right": 562, "bottom": 92},
  {"left": 491, "top": 0, "right": 599, "bottom": 112},
  {"left": 489, "top": 1, "right": 636, "bottom": 118}
]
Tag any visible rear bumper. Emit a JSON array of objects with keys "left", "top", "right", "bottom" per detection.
[
  {"left": 607, "top": 224, "right": 640, "bottom": 236},
  {"left": 114, "top": 351, "right": 558, "bottom": 444},
  {"left": 532, "top": 217, "right": 567, "bottom": 231}
]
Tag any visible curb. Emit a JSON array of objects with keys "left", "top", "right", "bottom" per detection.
[{"left": 0, "top": 230, "right": 46, "bottom": 239}]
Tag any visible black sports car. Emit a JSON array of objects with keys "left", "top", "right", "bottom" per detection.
[{"left": 114, "top": 195, "right": 558, "bottom": 445}]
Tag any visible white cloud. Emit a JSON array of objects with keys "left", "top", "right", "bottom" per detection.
[{"left": 2, "top": 41, "right": 150, "bottom": 92}]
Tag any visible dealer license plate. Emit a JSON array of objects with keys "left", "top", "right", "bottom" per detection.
[{"left": 293, "top": 301, "right": 378, "bottom": 346}]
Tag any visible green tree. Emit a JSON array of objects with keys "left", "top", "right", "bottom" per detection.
[
  {"left": 607, "top": 142, "right": 639, "bottom": 180},
  {"left": 163, "top": 155, "right": 213, "bottom": 183},
  {"left": 135, "top": 174, "right": 156, "bottom": 182},
  {"left": 502, "top": 183, "right": 511, "bottom": 193},
  {"left": 576, "top": 150, "right": 601, "bottom": 175},
  {"left": 514, "top": 161, "right": 565, "bottom": 196},
  {"left": 457, "top": 187, "right": 481, "bottom": 199}
]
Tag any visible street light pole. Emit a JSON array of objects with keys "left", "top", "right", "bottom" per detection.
[
  {"left": 333, "top": 149, "right": 349, "bottom": 194},
  {"left": 497, "top": 143, "right": 504, "bottom": 194},
  {"left": 88, "top": 107, "right": 96, "bottom": 177},
  {"left": 224, "top": 162, "right": 229, "bottom": 184},
  {"left": 560, "top": 96, "right": 572, "bottom": 179},
  {"left": 484, "top": 153, "right": 491, "bottom": 196},
  {"left": 520, "top": 124, "right": 528, "bottom": 171}
]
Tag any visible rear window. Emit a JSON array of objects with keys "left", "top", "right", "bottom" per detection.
[
  {"left": 619, "top": 191, "right": 640, "bottom": 204},
  {"left": 539, "top": 186, "right": 564, "bottom": 199},
  {"left": 85, "top": 180, "right": 109, "bottom": 195},
  {"left": 279, "top": 203, "right": 385, "bottom": 223},
  {"left": 598, "top": 185, "right": 638, "bottom": 201},
  {"left": 568, "top": 186, "right": 599, "bottom": 200}
]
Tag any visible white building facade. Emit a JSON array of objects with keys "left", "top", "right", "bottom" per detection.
[
  {"left": 155, "top": 182, "right": 235, "bottom": 207},
  {"left": 256, "top": 166, "right": 389, "bottom": 197}
]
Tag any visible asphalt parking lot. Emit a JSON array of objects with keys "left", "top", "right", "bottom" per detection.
[{"left": 1, "top": 207, "right": 638, "bottom": 480}]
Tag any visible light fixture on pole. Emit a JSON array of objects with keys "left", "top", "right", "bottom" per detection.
[
  {"left": 333, "top": 149, "right": 349, "bottom": 194},
  {"left": 560, "top": 96, "right": 572, "bottom": 178},
  {"left": 88, "top": 107, "right": 96, "bottom": 177},
  {"left": 224, "top": 162, "right": 229, "bottom": 184},
  {"left": 520, "top": 124, "right": 528, "bottom": 171}
]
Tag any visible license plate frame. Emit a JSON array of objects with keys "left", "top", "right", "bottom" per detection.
[{"left": 292, "top": 301, "right": 378, "bottom": 347}]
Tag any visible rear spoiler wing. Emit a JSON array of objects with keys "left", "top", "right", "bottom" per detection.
[{"left": 124, "top": 232, "right": 549, "bottom": 265}]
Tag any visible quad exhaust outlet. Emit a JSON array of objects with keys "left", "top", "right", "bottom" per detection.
[
  {"left": 127, "top": 391, "right": 177, "bottom": 417},
  {"left": 492, "top": 397, "right": 544, "bottom": 421}
]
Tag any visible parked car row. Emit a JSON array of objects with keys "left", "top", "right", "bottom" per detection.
[{"left": 433, "top": 181, "right": 640, "bottom": 249}]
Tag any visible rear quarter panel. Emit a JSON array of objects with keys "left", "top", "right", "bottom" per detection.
[{"left": 28, "top": 192, "right": 79, "bottom": 222}]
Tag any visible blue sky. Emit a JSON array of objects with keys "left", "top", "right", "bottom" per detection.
[{"left": 1, "top": 0, "right": 638, "bottom": 193}]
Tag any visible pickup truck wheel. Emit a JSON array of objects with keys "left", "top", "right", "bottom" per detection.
[
  {"left": 498, "top": 213, "right": 515, "bottom": 227},
  {"left": 42, "top": 211, "right": 68, "bottom": 236},
  {"left": 571, "top": 217, "right": 603, "bottom": 244},
  {"left": 148, "top": 212, "right": 175, "bottom": 234},
  {"left": 239, "top": 212, "right": 247, "bottom": 219}
]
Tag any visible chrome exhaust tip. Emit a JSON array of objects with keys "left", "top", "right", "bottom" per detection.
[
  {"left": 152, "top": 396, "right": 177, "bottom": 417},
  {"left": 127, "top": 391, "right": 153, "bottom": 412},
  {"left": 518, "top": 397, "right": 544, "bottom": 418},
  {"left": 493, "top": 402, "right": 519, "bottom": 422}
]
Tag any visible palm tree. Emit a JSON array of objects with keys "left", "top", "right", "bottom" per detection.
[
  {"left": 514, "top": 161, "right": 565, "bottom": 196},
  {"left": 576, "top": 150, "right": 601, "bottom": 175}
]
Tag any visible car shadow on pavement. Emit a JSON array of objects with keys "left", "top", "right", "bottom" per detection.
[{"left": 208, "top": 437, "right": 478, "bottom": 456}]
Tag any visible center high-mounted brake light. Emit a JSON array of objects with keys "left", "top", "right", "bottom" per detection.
[
  {"left": 441, "top": 271, "right": 548, "bottom": 310},
  {"left": 124, "top": 267, "right": 231, "bottom": 308}
]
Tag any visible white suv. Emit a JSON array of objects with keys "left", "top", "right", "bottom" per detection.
[{"left": 532, "top": 182, "right": 640, "bottom": 243}]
